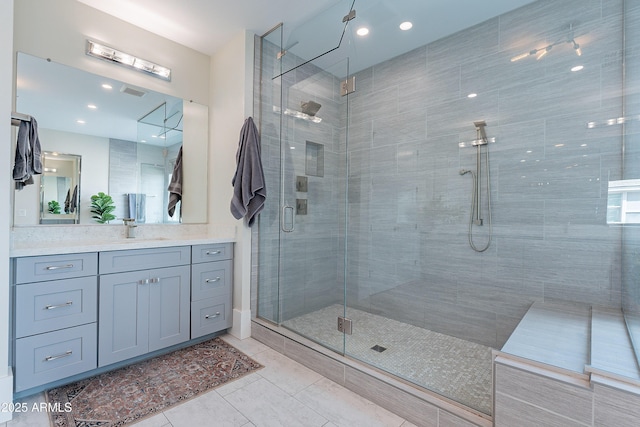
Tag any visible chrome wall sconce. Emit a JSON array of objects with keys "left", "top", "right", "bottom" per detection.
[{"left": 85, "top": 39, "right": 171, "bottom": 81}]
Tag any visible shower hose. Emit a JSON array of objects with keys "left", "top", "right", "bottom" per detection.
[{"left": 466, "top": 146, "right": 493, "bottom": 253}]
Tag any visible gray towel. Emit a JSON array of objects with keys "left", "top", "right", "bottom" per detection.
[
  {"left": 13, "top": 117, "right": 42, "bottom": 190},
  {"left": 70, "top": 185, "right": 78, "bottom": 213},
  {"left": 230, "top": 117, "right": 266, "bottom": 227},
  {"left": 167, "top": 146, "right": 182, "bottom": 217}
]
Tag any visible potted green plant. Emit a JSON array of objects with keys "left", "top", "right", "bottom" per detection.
[
  {"left": 47, "top": 200, "right": 61, "bottom": 214},
  {"left": 90, "top": 192, "right": 116, "bottom": 224}
]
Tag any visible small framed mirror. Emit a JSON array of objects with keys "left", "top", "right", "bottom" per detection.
[{"left": 40, "top": 152, "right": 81, "bottom": 224}]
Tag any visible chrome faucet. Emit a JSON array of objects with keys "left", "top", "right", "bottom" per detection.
[{"left": 123, "top": 218, "right": 137, "bottom": 238}]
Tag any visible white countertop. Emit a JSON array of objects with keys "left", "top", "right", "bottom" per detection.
[{"left": 10, "top": 236, "right": 235, "bottom": 257}]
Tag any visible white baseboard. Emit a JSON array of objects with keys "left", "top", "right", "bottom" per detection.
[
  {"left": 0, "top": 367, "right": 14, "bottom": 423},
  {"left": 230, "top": 308, "right": 252, "bottom": 339}
]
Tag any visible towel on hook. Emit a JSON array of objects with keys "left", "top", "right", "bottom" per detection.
[
  {"left": 167, "top": 146, "right": 183, "bottom": 218},
  {"left": 64, "top": 189, "right": 71, "bottom": 213},
  {"left": 70, "top": 185, "right": 78, "bottom": 213},
  {"left": 230, "top": 117, "right": 266, "bottom": 227},
  {"left": 13, "top": 117, "right": 42, "bottom": 190}
]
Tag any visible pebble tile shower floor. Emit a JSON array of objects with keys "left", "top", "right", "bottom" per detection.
[{"left": 282, "top": 304, "right": 493, "bottom": 414}]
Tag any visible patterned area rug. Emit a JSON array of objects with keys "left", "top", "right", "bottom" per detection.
[{"left": 46, "top": 337, "right": 262, "bottom": 427}]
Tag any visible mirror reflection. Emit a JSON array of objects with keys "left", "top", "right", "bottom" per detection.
[
  {"left": 13, "top": 52, "right": 206, "bottom": 225},
  {"left": 40, "top": 152, "right": 81, "bottom": 224}
]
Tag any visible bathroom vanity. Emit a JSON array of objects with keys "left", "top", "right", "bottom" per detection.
[{"left": 10, "top": 239, "right": 233, "bottom": 395}]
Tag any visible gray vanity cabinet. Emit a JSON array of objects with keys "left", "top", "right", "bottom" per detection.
[
  {"left": 190, "top": 243, "right": 233, "bottom": 338},
  {"left": 12, "top": 252, "right": 98, "bottom": 392},
  {"left": 98, "top": 247, "right": 191, "bottom": 367},
  {"left": 12, "top": 242, "right": 233, "bottom": 394}
]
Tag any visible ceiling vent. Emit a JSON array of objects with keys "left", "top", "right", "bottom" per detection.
[{"left": 120, "top": 85, "right": 147, "bottom": 97}]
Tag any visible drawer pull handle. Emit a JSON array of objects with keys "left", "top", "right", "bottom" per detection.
[
  {"left": 205, "top": 312, "right": 221, "bottom": 319},
  {"left": 45, "top": 350, "right": 73, "bottom": 362},
  {"left": 205, "top": 277, "right": 221, "bottom": 283},
  {"left": 45, "top": 264, "right": 74, "bottom": 271},
  {"left": 205, "top": 250, "right": 222, "bottom": 255},
  {"left": 45, "top": 301, "right": 73, "bottom": 310}
]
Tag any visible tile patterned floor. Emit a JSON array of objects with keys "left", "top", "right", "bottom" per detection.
[
  {"left": 283, "top": 305, "right": 493, "bottom": 414},
  {"left": 2, "top": 335, "right": 418, "bottom": 427}
]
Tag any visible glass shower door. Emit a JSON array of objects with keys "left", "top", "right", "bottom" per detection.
[{"left": 277, "top": 56, "right": 350, "bottom": 355}]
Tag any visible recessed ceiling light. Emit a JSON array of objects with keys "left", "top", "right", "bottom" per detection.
[
  {"left": 399, "top": 21, "right": 413, "bottom": 31},
  {"left": 102, "top": 83, "right": 112, "bottom": 90},
  {"left": 467, "top": 93, "right": 478, "bottom": 98},
  {"left": 76, "top": 119, "right": 85, "bottom": 124},
  {"left": 356, "top": 27, "right": 369, "bottom": 36},
  {"left": 571, "top": 65, "right": 584, "bottom": 72},
  {"left": 87, "top": 104, "right": 97, "bottom": 109}
]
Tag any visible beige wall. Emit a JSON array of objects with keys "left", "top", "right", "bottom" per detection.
[{"left": 210, "top": 30, "right": 255, "bottom": 339}]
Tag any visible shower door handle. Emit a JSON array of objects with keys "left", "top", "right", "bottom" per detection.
[{"left": 282, "top": 205, "right": 295, "bottom": 232}]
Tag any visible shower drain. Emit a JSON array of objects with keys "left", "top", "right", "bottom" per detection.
[{"left": 370, "top": 345, "right": 387, "bottom": 353}]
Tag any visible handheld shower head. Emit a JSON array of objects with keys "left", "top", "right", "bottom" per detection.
[{"left": 459, "top": 169, "right": 471, "bottom": 176}]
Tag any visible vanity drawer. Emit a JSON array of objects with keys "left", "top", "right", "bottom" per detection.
[
  {"left": 191, "top": 243, "right": 233, "bottom": 264},
  {"left": 190, "top": 295, "right": 232, "bottom": 339},
  {"left": 191, "top": 260, "right": 233, "bottom": 301},
  {"left": 15, "top": 276, "right": 97, "bottom": 338},
  {"left": 14, "top": 323, "right": 97, "bottom": 392},
  {"left": 14, "top": 253, "right": 98, "bottom": 284},
  {"left": 99, "top": 246, "right": 190, "bottom": 274}
]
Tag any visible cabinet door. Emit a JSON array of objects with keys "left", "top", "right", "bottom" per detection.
[
  {"left": 98, "top": 271, "right": 149, "bottom": 367},
  {"left": 148, "top": 265, "right": 190, "bottom": 352}
]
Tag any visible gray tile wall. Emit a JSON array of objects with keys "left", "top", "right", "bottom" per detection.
[
  {"left": 256, "top": 0, "right": 627, "bottom": 351},
  {"left": 345, "top": 0, "right": 625, "bottom": 349},
  {"left": 622, "top": 0, "right": 640, "bottom": 366},
  {"left": 108, "top": 138, "right": 137, "bottom": 221}
]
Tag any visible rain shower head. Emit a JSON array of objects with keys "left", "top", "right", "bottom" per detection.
[{"left": 300, "top": 100, "right": 322, "bottom": 116}]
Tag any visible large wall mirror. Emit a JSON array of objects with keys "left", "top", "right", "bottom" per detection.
[{"left": 13, "top": 52, "right": 208, "bottom": 226}]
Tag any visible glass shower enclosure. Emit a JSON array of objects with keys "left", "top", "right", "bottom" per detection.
[{"left": 256, "top": 0, "right": 639, "bottom": 417}]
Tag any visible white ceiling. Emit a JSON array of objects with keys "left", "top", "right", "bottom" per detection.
[
  {"left": 21, "top": 0, "right": 538, "bottom": 143},
  {"left": 76, "top": 0, "right": 344, "bottom": 57}
]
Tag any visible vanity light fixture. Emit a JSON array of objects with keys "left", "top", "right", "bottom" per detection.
[{"left": 86, "top": 39, "right": 171, "bottom": 81}]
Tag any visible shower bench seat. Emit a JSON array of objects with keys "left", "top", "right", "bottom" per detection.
[{"left": 493, "top": 301, "right": 640, "bottom": 426}]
